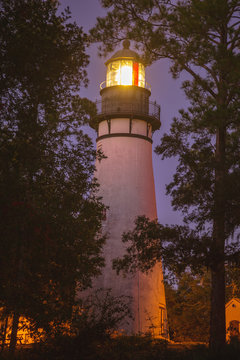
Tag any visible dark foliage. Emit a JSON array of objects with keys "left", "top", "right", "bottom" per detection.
[{"left": 0, "top": 0, "right": 105, "bottom": 351}]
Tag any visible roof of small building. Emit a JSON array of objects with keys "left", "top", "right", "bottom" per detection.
[{"left": 226, "top": 298, "right": 240, "bottom": 309}]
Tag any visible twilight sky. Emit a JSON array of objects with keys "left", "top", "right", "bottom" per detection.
[{"left": 60, "top": 0, "right": 189, "bottom": 225}]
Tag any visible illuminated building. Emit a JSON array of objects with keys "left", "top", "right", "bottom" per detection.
[
  {"left": 226, "top": 298, "right": 240, "bottom": 341},
  {"left": 90, "top": 40, "right": 168, "bottom": 337}
]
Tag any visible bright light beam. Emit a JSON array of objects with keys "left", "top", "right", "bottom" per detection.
[{"left": 120, "top": 65, "right": 132, "bottom": 85}]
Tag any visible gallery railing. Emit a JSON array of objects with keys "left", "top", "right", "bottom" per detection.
[{"left": 95, "top": 99, "right": 160, "bottom": 123}]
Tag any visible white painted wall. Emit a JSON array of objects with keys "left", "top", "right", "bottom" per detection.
[{"left": 98, "top": 118, "right": 151, "bottom": 137}]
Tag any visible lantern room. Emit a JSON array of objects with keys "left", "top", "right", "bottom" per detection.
[
  {"left": 102, "top": 39, "right": 147, "bottom": 89},
  {"left": 106, "top": 59, "right": 145, "bottom": 87}
]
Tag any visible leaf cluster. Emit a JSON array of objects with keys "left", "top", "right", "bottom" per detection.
[
  {"left": 165, "top": 271, "right": 211, "bottom": 342},
  {"left": 113, "top": 215, "right": 240, "bottom": 276}
]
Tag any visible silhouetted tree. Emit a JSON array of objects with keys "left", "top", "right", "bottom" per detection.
[{"left": 0, "top": 0, "right": 105, "bottom": 353}]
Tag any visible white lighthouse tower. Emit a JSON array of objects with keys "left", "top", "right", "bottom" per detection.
[{"left": 90, "top": 40, "right": 168, "bottom": 337}]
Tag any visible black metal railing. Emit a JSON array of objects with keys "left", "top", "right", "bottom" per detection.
[{"left": 95, "top": 99, "right": 160, "bottom": 122}]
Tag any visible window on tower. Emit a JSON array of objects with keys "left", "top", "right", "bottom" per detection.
[{"left": 138, "top": 63, "right": 145, "bottom": 88}]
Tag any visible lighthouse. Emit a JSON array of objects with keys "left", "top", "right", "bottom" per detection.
[{"left": 90, "top": 40, "right": 168, "bottom": 337}]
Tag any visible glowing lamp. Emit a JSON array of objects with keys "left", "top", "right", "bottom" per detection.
[{"left": 120, "top": 62, "right": 132, "bottom": 85}]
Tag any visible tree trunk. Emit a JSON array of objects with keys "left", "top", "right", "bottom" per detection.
[
  {"left": 9, "top": 312, "right": 20, "bottom": 355},
  {"left": 1, "top": 315, "right": 8, "bottom": 352},
  {"left": 210, "top": 263, "right": 226, "bottom": 350},
  {"left": 209, "top": 125, "right": 226, "bottom": 350}
]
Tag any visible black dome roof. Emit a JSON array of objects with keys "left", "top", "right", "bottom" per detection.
[{"left": 105, "top": 40, "right": 142, "bottom": 65}]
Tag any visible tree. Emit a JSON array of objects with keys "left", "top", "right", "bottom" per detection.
[
  {"left": 165, "top": 265, "right": 239, "bottom": 342},
  {"left": 91, "top": 0, "right": 240, "bottom": 350},
  {"left": 0, "top": 0, "right": 105, "bottom": 353},
  {"left": 226, "top": 264, "right": 240, "bottom": 301},
  {"left": 38, "top": 289, "right": 132, "bottom": 360},
  {"left": 165, "top": 271, "right": 211, "bottom": 342}
]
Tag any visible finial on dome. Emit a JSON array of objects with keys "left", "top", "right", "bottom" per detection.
[{"left": 123, "top": 39, "right": 130, "bottom": 49}]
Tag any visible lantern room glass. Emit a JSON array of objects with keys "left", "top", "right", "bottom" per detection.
[{"left": 106, "top": 60, "right": 145, "bottom": 88}]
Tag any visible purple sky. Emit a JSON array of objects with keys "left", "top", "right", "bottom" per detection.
[{"left": 60, "top": 0, "right": 188, "bottom": 225}]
